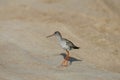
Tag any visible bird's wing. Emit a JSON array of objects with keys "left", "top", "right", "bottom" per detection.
[{"left": 64, "top": 38, "right": 75, "bottom": 47}]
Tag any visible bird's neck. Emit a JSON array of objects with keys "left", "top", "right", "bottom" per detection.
[{"left": 55, "top": 34, "right": 62, "bottom": 41}]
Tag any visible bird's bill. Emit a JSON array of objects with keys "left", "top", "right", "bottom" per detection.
[{"left": 46, "top": 34, "right": 54, "bottom": 38}]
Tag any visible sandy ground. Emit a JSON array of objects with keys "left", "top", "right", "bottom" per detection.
[{"left": 0, "top": 0, "right": 120, "bottom": 80}]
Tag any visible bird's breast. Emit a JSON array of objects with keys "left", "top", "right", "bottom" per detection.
[{"left": 59, "top": 41, "right": 70, "bottom": 50}]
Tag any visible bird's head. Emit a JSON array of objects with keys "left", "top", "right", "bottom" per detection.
[{"left": 46, "top": 31, "right": 61, "bottom": 38}]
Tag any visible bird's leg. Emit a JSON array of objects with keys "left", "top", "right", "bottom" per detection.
[
  {"left": 61, "top": 50, "right": 70, "bottom": 66},
  {"left": 64, "top": 50, "right": 70, "bottom": 66}
]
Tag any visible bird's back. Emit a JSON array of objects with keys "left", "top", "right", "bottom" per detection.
[{"left": 61, "top": 38, "right": 79, "bottom": 50}]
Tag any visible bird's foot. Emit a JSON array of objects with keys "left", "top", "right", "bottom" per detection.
[
  {"left": 61, "top": 60, "right": 68, "bottom": 67},
  {"left": 61, "top": 64, "right": 68, "bottom": 67}
]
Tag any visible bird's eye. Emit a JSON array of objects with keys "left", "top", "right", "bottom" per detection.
[{"left": 55, "top": 32, "right": 57, "bottom": 34}]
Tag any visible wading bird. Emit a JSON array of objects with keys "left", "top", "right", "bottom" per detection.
[{"left": 47, "top": 31, "right": 79, "bottom": 66}]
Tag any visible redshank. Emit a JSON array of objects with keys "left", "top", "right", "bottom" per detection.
[{"left": 47, "top": 31, "right": 79, "bottom": 66}]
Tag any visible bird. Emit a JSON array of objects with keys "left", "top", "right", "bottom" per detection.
[{"left": 47, "top": 31, "right": 79, "bottom": 66}]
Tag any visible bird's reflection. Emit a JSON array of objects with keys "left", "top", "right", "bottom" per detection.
[{"left": 60, "top": 53, "right": 82, "bottom": 65}]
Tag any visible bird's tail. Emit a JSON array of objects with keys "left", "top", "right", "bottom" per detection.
[{"left": 73, "top": 46, "right": 79, "bottom": 49}]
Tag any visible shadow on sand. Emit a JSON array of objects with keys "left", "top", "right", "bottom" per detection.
[{"left": 60, "top": 53, "right": 82, "bottom": 65}]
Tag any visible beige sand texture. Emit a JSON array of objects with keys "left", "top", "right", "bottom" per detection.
[{"left": 0, "top": 0, "right": 120, "bottom": 80}]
